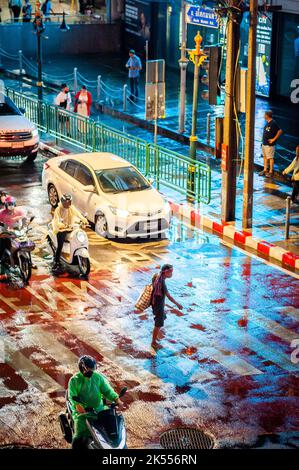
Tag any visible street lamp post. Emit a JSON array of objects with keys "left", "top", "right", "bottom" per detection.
[
  {"left": 178, "top": 0, "right": 188, "bottom": 134},
  {"left": 187, "top": 31, "right": 206, "bottom": 201}
]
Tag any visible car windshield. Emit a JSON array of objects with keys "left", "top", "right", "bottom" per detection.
[
  {"left": 0, "top": 102, "right": 20, "bottom": 116},
  {"left": 96, "top": 167, "right": 150, "bottom": 194}
]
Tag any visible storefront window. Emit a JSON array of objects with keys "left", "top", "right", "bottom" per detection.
[{"left": 277, "top": 13, "right": 299, "bottom": 98}]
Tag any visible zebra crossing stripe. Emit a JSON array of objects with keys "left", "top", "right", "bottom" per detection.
[
  {"left": 2, "top": 338, "right": 63, "bottom": 393},
  {"left": 62, "top": 281, "right": 119, "bottom": 306},
  {"left": 198, "top": 314, "right": 298, "bottom": 373}
]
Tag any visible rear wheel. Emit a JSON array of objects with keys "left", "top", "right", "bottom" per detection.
[
  {"left": 26, "top": 151, "right": 38, "bottom": 163},
  {"left": 77, "top": 255, "right": 90, "bottom": 276},
  {"left": 19, "top": 255, "right": 32, "bottom": 284},
  {"left": 48, "top": 184, "right": 59, "bottom": 208}
]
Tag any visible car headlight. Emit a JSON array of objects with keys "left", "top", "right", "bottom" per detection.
[
  {"left": 77, "top": 231, "right": 87, "bottom": 243},
  {"left": 109, "top": 206, "right": 130, "bottom": 218},
  {"left": 31, "top": 128, "right": 39, "bottom": 138}
]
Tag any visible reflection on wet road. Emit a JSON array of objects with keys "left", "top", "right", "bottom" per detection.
[{"left": 0, "top": 156, "right": 298, "bottom": 449}]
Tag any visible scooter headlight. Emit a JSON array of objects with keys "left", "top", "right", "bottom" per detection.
[{"left": 77, "top": 231, "right": 87, "bottom": 243}]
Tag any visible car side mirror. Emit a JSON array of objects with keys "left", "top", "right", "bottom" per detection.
[
  {"left": 83, "top": 185, "right": 95, "bottom": 193},
  {"left": 20, "top": 107, "right": 26, "bottom": 114}
]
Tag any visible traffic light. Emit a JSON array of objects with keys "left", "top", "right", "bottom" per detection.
[{"left": 201, "top": 46, "right": 222, "bottom": 105}]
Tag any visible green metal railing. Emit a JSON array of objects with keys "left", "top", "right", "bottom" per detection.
[{"left": 7, "top": 88, "right": 211, "bottom": 204}]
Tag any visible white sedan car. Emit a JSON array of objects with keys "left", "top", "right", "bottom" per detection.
[{"left": 42, "top": 152, "right": 171, "bottom": 238}]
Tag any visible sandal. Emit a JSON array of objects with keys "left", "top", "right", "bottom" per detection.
[{"left": 265, "top": 172, "right": 274, "bottom": 177}]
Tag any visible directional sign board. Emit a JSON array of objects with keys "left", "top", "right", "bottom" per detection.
[{"left": 185, "top": 4, "right": 219, "bottom": 29}]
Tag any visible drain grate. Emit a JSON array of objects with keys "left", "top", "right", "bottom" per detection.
[
  {"left": 160, "top": 428, "right": 215, "bottom": 450},
  {"left": 0, "top": 444, "right": 34, "bottom": 449}
]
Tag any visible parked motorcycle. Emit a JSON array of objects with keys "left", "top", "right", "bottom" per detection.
[
  {"left": 59, "top": 387, "right": 128, "bottom": 449},
  {"left": 47, "top": 220, "right": 90, "bottom": 277},
  {"left": 0, "top": 216, "right": 35, "bottom": 284}
]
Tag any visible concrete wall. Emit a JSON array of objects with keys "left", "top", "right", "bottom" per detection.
[{"left": 0, "top": 23, "right": 122, "bottom": 56}]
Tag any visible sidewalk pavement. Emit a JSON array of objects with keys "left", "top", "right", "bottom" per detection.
[{"left": 1, "top": 53, "right": 298, "bottom": 174}]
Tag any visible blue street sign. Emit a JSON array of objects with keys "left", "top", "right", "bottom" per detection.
[{"left": 185, "top": 4, "right": 219, "bottom": 29}]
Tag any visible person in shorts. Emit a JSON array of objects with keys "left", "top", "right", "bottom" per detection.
[
  {"left": 55, "top": 83, "right": 72, "bottom": 136},
  {"left": 259, "top": 110, "right": 283, "bottom": 178},
  {"left": 151, "top": 264, "right": 183, "bottom": 350}
]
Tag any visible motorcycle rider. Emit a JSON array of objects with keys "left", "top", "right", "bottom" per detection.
[
  {"left": 68, "top": 355, "right": 123, "bottom": 450},
  {"left": 0, "top": 191, "right": 7, "bottom": 210},
  {"left": 52, "top": 193, "right": 88, "bottom": 272},
  {"left": 0, "top": 196, "right": 26, "bottom": 262}
]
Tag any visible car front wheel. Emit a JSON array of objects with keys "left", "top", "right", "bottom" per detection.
[
  {"left": 95, "top": 214, "right": 108, "bottom": 238},
  {"left": 48, "top": 184, "right": 59, "bottom": 208}
]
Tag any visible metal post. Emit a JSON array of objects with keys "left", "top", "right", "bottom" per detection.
[
  {"left": 242, "top": 0, "right": 258, "bottom": 229},
  {"left": 74, "top": 67, "right": 78, "bottom": 93},
  {"left": 123, "top": 84, "right": 127, "bottom": 111},
  {"left": 154, "top": 61, "right": 158, "bottom": 146},
  {"left": 18, "top": 50, "right": 23, "bottom": 92},
  {"left": 97, "top": 75, "right": 101, "bottom": 100},
  {"left": 188, "top": 31, "right": 206, "bottom": 202},
  {"left": 206, "top": 112, "right": 211, "bottom": 144},
  {"left": 37, "top": 30, "right": 43, "bottom": 102},
  {"left": 285, "top": 196, "right": 291, "bottom": 240},
  {"left": 18, "top": 50, "right": 23, "bottom": 76},
  {"left": 178, "top": 0, "right": 188, "bottom": 134},
  {"left": 221, "top": 1, "right": 241, "bottom": 222}
]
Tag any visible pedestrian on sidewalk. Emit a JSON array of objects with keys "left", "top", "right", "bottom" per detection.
[
  {"left": 282, "top": 145, "right": 299, "bottom": 203},
  {"left": 41, "top": 0, "right": 55, "bottom": 21},
  {"left": 55, "top": 84, "right": 72, "bottom": 137},
  {"left": 22, "top": 0, "right": 32, "bottom": 22},
  {"left": 259, "top": 110, "right": 283, "bottom": 178},
  {"left": 126, "top": 49, "right": 142, "bottom": 102},
  {"left": 74, "top": 85, "right": 92, "bottom": 133},
  {"left": 9, "top": 0, "right": 22, "bottom": 22},
  {"left": 151, "top": 264, "right": 183, "bottom": 350}
]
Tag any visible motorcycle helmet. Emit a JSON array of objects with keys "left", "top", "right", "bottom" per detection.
[
  {"left": 60, "top": 193, "right": 72, "bottom": 203},
  {"left": 5, "top": 195, "right": 16, "bottom": 208},
  {"left": 78, "top": 355, "right": 97, "bottom": 377}
]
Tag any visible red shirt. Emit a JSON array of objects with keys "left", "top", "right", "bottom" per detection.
[{"left": 0, "top": 207, "right": 26, "bottom": 230}]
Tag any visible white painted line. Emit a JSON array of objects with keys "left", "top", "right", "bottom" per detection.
[
  {"left": 199, "top": 347, "right": 263, "bottom": 376},
  {"left": 223, "top": 225, "right": 236, "bottom": 240},
  {"left": 269, "top": 246, "right": 288, "bottom": 261},
  {"left": 3, "top": 338, "right": 62, "bottom": 393},
  {"left": 245, "top": 236, "right": 259, "bottom": 251}
]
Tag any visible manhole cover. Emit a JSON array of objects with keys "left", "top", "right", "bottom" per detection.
[
  {"left": 160, "top": 428, "right": 215, "bottom": 450},
  {"left": 0, "top": 444, "right": 34, "bottom": 449}
]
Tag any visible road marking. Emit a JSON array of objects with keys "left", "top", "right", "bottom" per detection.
[
  {"left": 233, "top": 309, "right": 299, "bottom": 344},
  {"left": 62, "top": 281, "right": 119, "bottom": 306},
  {"left": 61, "top": 319, "right": 186, "bottom": 388},
  {"left": 197, "top": 347, "right": 263, "bottom": 376},
  {"left": 19, "top": 325, "right": 79, "bottom": 369},
  {"left": 100, "top": 279, "right": 135, "bottom": 303},
  {"left": 275, "top": 306, "right": 299, "bottom": 322},
  {"left": 2, "top": 338, "right": 62, "bottom": 393},
  {"left": 198, "top": 314, "right": 298, "bottom": 373}
]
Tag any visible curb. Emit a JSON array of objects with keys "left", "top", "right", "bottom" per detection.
[
  {"left": 42, "top": 141, "right": 299, "bottom": 272},
  {"left": 168, "top": 200, "right": 299, "bottom": 271}
]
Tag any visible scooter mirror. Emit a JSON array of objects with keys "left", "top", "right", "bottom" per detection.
[
  {"left": 72, "top": 396, "right": 82, "bottom": 403},
  {"left": 30, "top": 216, "right": 35, "bottom": 222},
  {"left": 119, "top": 387, "right": 127, "bottom": 398}
]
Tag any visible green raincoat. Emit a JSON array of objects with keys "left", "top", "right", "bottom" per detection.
[{"left": 68, "top": 371, "right": 119, "bottom": 439}]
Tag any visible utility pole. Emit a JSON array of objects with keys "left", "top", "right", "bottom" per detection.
[
  {"left": 34, "top": 1, "right": 44, "bottom": 102},
  {"left": 178, "top": 0, "right": 188, "bottom": 134},
  {"left": 242, "top": 0, "right": 258, "bottom": 229},
  {"left": 221, "top": 0, "right": 241, "bottom": 223}
]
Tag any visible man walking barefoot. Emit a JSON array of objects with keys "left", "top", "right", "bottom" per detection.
[{"left": 151, "top": 264, "right": 183, "bottom": 350}]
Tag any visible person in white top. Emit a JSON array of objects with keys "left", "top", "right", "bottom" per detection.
[
  {"left": 74, "top": 85, "right": 92, "bottom": 133},
  {"left": 283, "top": 145, "right": 299, "bottom": 203},
  {"left": 55, "top": 83, "right": 72, "bottom": 136}
]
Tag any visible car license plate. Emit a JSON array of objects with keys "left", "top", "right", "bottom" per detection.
[{"left": 12, "top": 142, "right": 24, "bottom": 149}]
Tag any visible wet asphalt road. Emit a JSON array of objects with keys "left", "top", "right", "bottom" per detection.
[{"left": 0, "top": 154, "right": 298, "bottom": 449}]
